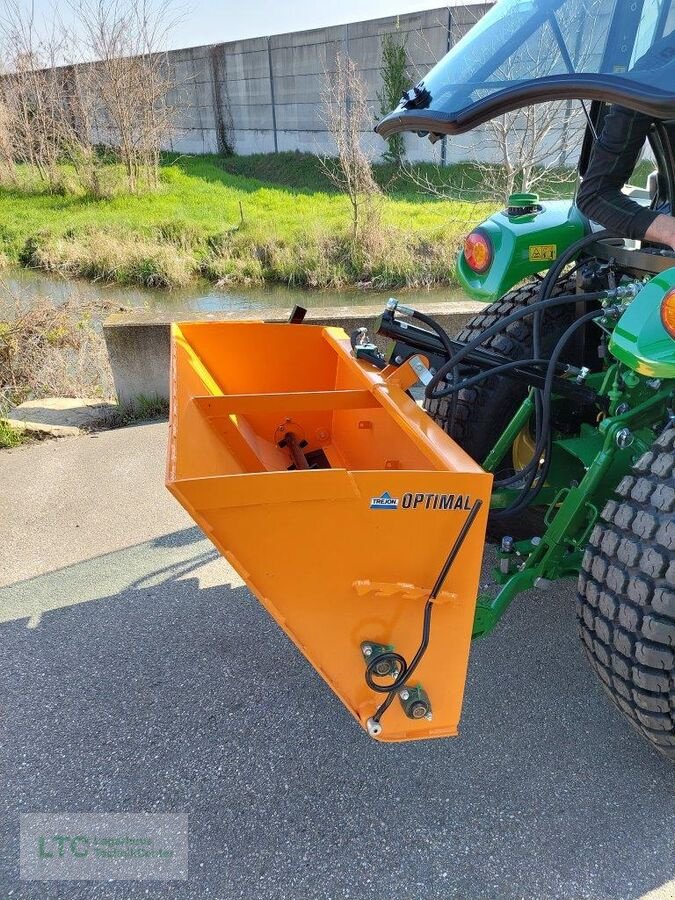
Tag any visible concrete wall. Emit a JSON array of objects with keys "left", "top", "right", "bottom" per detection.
[
  {"left": 103, "top": 301, "right": 484, "bottom": 408},
  {"left": 164, "top": 5, "right": 495, "bottom": 163}
]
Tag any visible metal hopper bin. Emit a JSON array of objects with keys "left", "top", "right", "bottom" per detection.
[{"left": 167, "top": 320, "right": 492, "bottom": 742}]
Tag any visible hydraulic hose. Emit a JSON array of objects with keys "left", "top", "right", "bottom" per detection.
[
  {"left": 429, "top": 358, "right": 551, "bottom": 398},
  {"left": 492, "top": 390, "right": 545, "bottom": 489},
  {"left": 538, "top": 229, "right": 616, "bottom": 307},
  {"left": 532, "top": 229, "right": 617, "bottom": 363},
  {"left": 490, "top": 306, "right": 608, "bottom": 518},
  {"left": 410, "top": 307, "right": 463, "bottom": 433},
  {"left": 414, "top": 233, "right": 621, "bottom": 512},
  {"left": 411, "top": 308, "right": 455, "bottom": 358},
  {"left": 424, "top": 291, "right": 607, "bottom": 401},
  {"left": 517, "top": 231, "right": 620, "bottom": 503}
]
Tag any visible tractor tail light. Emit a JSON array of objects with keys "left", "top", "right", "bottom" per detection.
[
  {"left": 661, "top": 288, "right": 675, "bottom": 338},
  {"left": 463, "top": 230, "right": 493, "bottom": 274}
]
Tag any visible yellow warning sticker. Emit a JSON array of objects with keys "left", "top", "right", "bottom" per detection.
[{"left": 529, "top": 244, "right": 557, "bottom": 262}]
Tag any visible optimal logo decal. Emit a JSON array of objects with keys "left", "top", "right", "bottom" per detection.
[{"left": 370, "top": 492, "right": 474, "bottom": 510}]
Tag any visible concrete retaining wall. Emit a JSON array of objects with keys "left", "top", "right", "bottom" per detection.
[
  {"left": 103, "top": 302, "right": 484, "bottom": 408},
  {"left": 23, "top": 4, "right": 587, "bottom": 167},
  {"left": 163, "top": 5, "right": 495, "bottom": 163}
]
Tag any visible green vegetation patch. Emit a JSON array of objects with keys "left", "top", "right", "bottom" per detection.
[
  {"left": 0, "top": 153, "right": 495, "bottom": 289},
  {"left": 2, "top": 151, "right": 652, "bottom": 291},
  {"left": 0, "top": 419, "right": 26, "bottom": 449}
]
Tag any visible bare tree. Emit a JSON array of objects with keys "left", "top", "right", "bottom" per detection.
[
  {"left": 71, "top": 0, "right": 181, "bottom": 192},
  {"left": 0, "top": 57, "right": 13, "bottom": 178},
  {"left": 407, "top": 3, "right": 590, "bottom": 203},
  {"left": 320, "top": 52, "right": 381, "bottom": 243},
  {"left": 476, "top": 101, "right": 585, "bottom": 200},
  {"left": 0, "top": 0, "right": 181, "bottom": 195},
  {"left": 0, "top": 1, "right": 118, "bottom": 195},
  {"left": 0, "top": 89, "right": 16, "bottom": 182},
  {"left": 0, "top": 1, "right": 75, "bottom": 190}
]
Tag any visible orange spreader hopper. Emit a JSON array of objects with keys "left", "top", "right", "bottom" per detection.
[{"left": 166, "top": 321, "right": 492, "bottom": 742}]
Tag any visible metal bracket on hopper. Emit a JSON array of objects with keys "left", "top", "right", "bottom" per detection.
[
  {"left": 361, "top": 641, "right": 400, "bottom": 680},
  {"left": 399, "top": 685, "right": 432, "bottom": 721}
]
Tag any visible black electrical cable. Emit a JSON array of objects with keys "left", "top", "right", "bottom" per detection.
[
  {"left": 367, "top": 500, "right": 483, "bottom": 726},
  {"left": 431, "top": 358, "right": 551, "bottom": 397},
  {"left": 523, "top": 232, "right": 618, "bottom": 507},
  {"left": 411, "top": 308, "right": 455, "bottom": 358},
  {"left": 490, "top": 307, "right": 608, "bottom": 519},
  {"left": 425, "top": 291, "right": 607, "bottom": 401},
  {"left": 538, "top": 229, "right": 616, "bottom": 307},
  {"left": 532, "top": 230, "right": 618, "bottom": 369}
]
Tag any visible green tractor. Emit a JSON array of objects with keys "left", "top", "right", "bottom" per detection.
[{"left": 374, "top": 0, "right": 675, "bottom": 758}]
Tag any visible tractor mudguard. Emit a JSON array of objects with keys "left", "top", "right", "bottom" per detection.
[
  {"left": 610, "top": 267, "right": 675, "bottom": 378},
  {"left": 457, "top": 199, "right": 590, "bottom": 301},
  {"left": 166, "top": 322, "right": 492, "bottom": 742}
]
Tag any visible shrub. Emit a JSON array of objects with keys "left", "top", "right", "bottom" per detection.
[
  {"left": 0, "top": 291, "right": 115, "bottom": 410},
  {"left": 23, "top": 230, "right": 196, "bottom": 289}
]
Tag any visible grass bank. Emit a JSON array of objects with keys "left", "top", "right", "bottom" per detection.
[
  {"left": 0, "top": 152, "right": 653, "bottom": 291},
  {"left": 0, "top": 153, "right": 497, "bottom": 290}
]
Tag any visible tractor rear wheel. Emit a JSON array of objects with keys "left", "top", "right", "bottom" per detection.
[
  {"left": 423, "top": 278, "right": 576, "bottom": 540},
  {"left": 577, "top": 427, "right": 675, "bottom": 761}
]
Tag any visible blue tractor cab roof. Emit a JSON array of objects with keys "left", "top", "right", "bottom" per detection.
[{"left": 376, "top": 0, "right": 675, "bottom": 140}]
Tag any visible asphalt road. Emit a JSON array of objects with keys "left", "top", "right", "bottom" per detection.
[{"left": 1, "top": 423, "right": 673, "bottom": 900}]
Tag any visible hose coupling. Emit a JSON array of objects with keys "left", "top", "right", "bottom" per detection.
[{"left": 386, "top": 298, "right": 415, "bottom": 316}]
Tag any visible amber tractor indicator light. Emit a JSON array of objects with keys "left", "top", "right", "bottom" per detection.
[
  {"left": 463, "top": 230, "right": 493, "bottom": 274},
  {"left": 661, "top": 288, "right": 675, "bottom": 339}
]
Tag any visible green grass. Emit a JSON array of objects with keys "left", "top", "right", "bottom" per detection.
[
  {"left": 0, "top": 419, "right": 26, "bottom": 449},
  {"left": 223, "top": 151, "right": 656, "bottom": 196},
  {"left": 221, "top": 152, "right": 579, "bottom": 200},
  {"left": 0, "top": 153, "right": 497, "bottom": 289},
  {"left": 0, "top": 150, "right": 654, "bottom": 290}
]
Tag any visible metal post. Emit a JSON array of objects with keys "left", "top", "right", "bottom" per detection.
[{"left": 267, "top": 36, "right": 278, "bottom": 154}]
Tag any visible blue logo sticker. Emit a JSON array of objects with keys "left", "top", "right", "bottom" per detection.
[{"left": 370, "top": 492, "right": 399, "bottom": 510}]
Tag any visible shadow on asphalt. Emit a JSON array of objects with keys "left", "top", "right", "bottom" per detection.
[{"left": 0, "top": 528, "right": 673, "bottom": 899}]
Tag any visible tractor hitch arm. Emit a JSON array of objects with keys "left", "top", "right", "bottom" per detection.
[{"left": 374, "top": 310, "right": 600, "bottom": 404}]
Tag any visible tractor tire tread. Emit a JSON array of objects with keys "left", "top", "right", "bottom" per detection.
[{"left": 577, "top": 428, "right": 675, "bottom": 761}]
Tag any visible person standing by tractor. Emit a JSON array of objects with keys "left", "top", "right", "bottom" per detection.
[{"left": 577, "top": 31, "right": 675, "bottom": 249}]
